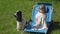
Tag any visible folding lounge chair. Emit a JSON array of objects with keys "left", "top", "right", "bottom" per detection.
[{"left": 23, "top": 3, "right": 53, "bottom": 34}]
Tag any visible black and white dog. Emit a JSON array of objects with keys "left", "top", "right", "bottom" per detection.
[{"left": 14, "top": 10, "right": 25, "bottom": 31}]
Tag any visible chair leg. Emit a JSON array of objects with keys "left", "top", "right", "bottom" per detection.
[
  {"left": 21, "top": 30, "right": 25, "bottom": 34},
  {"left": 21, "top": 29, "right": 26, "bottom": 34},
  {"left": 45, "top": 32, "right": 47, "bottom": 34}
]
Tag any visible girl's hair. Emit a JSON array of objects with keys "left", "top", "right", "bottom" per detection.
[{"left": 39, "top": 4, "right": 46, "bottom": 13}]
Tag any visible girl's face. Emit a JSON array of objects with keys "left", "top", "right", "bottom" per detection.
[
  {"left": 39, "top": 9, "right": 45, "bottom": 13},
  {"left": 39, "top": 4, "right": 45, "bottom": 13}
]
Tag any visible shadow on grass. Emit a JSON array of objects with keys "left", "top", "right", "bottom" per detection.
[
  {"left": 27, "top": 21, "right": 60, "bottom": 34},
  {"left": 47, "top": 21, "right": 60, "bottom": 34}
]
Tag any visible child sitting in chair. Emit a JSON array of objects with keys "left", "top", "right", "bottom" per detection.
[{"left": 32, "top": 4, "right": 47, "bottom": 30}]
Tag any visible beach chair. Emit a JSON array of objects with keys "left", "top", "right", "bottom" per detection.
[{"left": 22, "top": 2, "right": 53, "bottom": 34}]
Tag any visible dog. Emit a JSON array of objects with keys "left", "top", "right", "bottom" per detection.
[{"left": 14, "top": 10, "right": 25, "bottom": 31}]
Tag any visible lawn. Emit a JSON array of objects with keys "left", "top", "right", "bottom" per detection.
[{"left": 0, "top": 0, "right": 60, "bottom": 34}]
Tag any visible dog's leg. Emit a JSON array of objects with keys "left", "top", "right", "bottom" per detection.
[{"left": 16, "top": 21, "right": 20, "bottom": 31}]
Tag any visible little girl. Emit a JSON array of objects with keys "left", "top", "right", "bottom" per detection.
[{"left": 32, "top": 4, "right": 47, "bottom": 30}]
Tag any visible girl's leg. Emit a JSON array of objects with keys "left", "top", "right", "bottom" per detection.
[
  {"left": 43, "top": 22, "right": 47, "bottom": 29},
  {"left": 38, "top": 22, "right": 47, "bottom": 30}
]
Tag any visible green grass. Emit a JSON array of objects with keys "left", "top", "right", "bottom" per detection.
[{"left": 0, "top": 0, "right": 60, "bottom": 34}]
